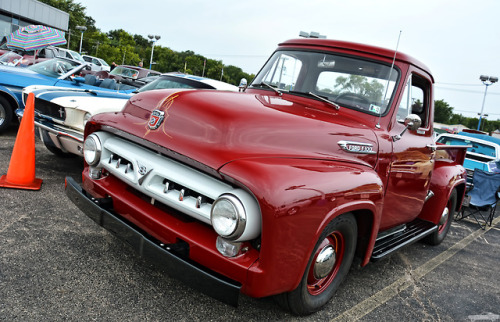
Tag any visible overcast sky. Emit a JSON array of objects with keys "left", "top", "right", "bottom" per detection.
[{"left": 80, "top": 0, "right": 500, "bottom": 121}]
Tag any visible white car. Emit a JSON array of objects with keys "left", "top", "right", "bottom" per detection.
[
  {"left": 19, "top": 74, "right": 239, "bottom": 157},
  {"left": 56, "top": 48, "right": 86, "bottom": 64},
  {"left": 82, "top": 54, "right": 111, "bottom": 72}
]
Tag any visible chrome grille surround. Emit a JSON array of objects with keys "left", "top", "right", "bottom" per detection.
[{"left": 88, "top": 131, "right": 261, "bottom": 239}]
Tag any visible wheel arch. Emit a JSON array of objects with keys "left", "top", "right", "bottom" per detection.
[
  {"left": 0, "top": 88, "right": 21, "bottom": 110},
  {"left": 221, "top": 157, "right": 385, "bottom": 298}
]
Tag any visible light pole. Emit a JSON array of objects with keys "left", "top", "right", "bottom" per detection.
[
  {"left": 477, "top": 113, "right": 489, "bottom": 131},
  {"left": 478, "top": 75, "right": 498, "bottom": 130},
  {"left": 76, "top": 25, "right": 87, "bottom": 54},
  {"left": 148, "top": 34, "right": 161, "bottom": 70}
]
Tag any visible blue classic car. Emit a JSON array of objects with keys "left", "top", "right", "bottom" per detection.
[
  {"left": 436, "top": 131, "right": 500, "bottom": 183},
  {"left": 0, "top": 57, "right": 136, "bottom": 132}
]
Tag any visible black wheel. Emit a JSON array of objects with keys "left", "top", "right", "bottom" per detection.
[
  {"left": 40, "top": 129, "right": 76, "bottom": 158},
  {"left": 424, "top": 189, "right": 457, "bottom": 245},
  {"left": 275, "top": 213, "right": 357, "bottom": 315},
  {"left": 0, "top": 96, "right": 13, "bottom": 133}
]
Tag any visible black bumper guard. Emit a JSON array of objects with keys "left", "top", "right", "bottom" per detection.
[{"left": 65, "top": 176, "right": 241, "bottom": 306}]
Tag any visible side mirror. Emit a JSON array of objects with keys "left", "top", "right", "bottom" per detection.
[
  {"left": 404, "top": 114, "right": 422, "bottom": 131},
  {"left": 393, "top": 114, "right": 422, "bottom": 142},
  {"left": 239, "top": 78, "right": 248, "bottom": 92}
]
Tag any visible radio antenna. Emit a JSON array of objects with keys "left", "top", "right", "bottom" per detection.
[{"left": 377, "top": 30, "right": 402, "bottom": 129}]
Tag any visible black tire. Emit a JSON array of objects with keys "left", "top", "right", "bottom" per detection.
[
  {"left": 0, "top": 96, "right": 13, "bottom": 133},
  {"left": 40, "top": 129, "right": 76, "bottom": 158},
  {"left": 275, "top": 213, "right": 357, "bottom": 316},
  {"left": 424, "top": 189, "right": 457, "bottom": 245}
]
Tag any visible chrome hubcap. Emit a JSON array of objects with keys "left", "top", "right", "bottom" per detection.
[
  {"left": 313, "top": 245, "right": 336, "bottom": 279},
  {"left": 439, "top": 207, "right": 449, "bottom": 225}
]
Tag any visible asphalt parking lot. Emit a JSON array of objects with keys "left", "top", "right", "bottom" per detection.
[{"left": 1, "top": 123, "right": 499, "bottom": 321}]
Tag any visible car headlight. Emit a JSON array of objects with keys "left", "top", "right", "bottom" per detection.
[
  {"left": 83, "top": 133, "right": 102, "bottom": 166},
  {"left": 83, "top": 112, "right": 92, "bottom": 127},
  {"left": 211, "top": 194, "right": 246, "bottom": 240}
]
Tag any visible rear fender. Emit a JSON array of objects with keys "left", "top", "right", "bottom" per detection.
[{"left": 418, "top": 146, "right": 467, "bottom": 223}]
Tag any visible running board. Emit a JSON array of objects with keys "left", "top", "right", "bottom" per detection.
[{"left": 371, "top": 219, "right": 437, "bottom": 261}]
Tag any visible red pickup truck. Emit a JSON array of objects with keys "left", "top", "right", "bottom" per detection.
[{"left": 65, "top": 38, "right": 467, "bottom": 315}]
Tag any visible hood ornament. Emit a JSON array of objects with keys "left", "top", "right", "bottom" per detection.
[{"left": 148, "top": 109, "right": 165, "bottom": 130}]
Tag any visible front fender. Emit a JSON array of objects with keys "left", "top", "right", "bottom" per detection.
[
  {"left": 219, "top": 157, "right": 383, "bottom": 297},
  {"left": 0, "top": 85, "right": 22, "bottom": 109}
]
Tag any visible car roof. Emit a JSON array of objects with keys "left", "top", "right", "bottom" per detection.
[
  {"left": 164, "top": 73, "right": 239, "bottom": 91},
  {"left": 279, "top": 38, "right": 433, "bottom": 81}
]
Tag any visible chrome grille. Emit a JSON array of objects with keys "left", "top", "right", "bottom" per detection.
[
  {"left": 92, "top": 132, "right": 236, "bottom": 224},
  {"left": 34, "top": 97, "right": 66, "bottom": 121}
]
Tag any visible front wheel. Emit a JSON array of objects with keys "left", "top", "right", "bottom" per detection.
[
  {"left": 275, "top": 213, "right": 357, "bottom": 316},
  {"left": 424, "top": 189, "right": 457, "bottom": 245}
]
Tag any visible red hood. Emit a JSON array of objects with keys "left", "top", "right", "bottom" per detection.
[{"left": 95, "top": 89, "right": 379, "bottom": 171}]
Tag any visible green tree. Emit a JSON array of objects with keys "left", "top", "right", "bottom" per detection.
[
  {"left": 434, "top": 99, "right": 454, "bottom": 123},
  {"left": 37, "top": 0, "right": 95, "bottom": 51}
]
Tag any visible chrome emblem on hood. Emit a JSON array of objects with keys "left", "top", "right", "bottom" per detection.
[
  {"left": 148, "top": 109, "right": 165, "bottom": 130},
  {"left": 338, "top": 140, "right": 376, "bottom": 154}
]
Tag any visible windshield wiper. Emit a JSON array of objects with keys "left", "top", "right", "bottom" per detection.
[
  {"left": 252, "top": 82, "right": 282, "bottom": 96},
  {"left": 307, "top": 92, "right": 340, "bottom": 110}
]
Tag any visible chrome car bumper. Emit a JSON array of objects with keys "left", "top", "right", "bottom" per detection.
[
  {"left": 64, "top": 176, "right": 241, "bottom": 306},
  {"left": 16, "top": 109, "right": 84, "bottom": 156}
]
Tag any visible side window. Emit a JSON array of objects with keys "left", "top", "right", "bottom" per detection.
[
  {"left": 46, "top": 49, "right": 56, "bottom": 58},
  {"left": 396, "top": 74, "right": 430, "bottom": 128}
]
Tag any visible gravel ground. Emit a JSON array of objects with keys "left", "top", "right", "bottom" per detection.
[{"left": 1, "top": 123, "right": 499, "bottom": 321}]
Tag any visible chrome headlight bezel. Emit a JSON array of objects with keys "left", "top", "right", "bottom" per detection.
[
  {"left": 83, "top": 112, "right": 92, "bottom": 127},
  {"left": 211, "top": 194, "right": 247, "bottom": 240},
  {"left": 83, "top": 133, "right": 102, "bottom": 166}
]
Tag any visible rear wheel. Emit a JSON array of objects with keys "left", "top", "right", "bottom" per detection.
[
  {"left": 0, "top": 96, "right": 13, "bottom": 133},
  {"left": 424, "top": 189, "right": 457, "bottom": 245},
  {"left": 276, "top": 213, "right": 357, "bottom": 315}
]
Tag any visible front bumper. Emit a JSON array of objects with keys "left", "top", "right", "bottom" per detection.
[
  {"left": 64, "top": 176, "right": 241, "bottom": 306},
  {"left": 16, "top": 108, "right": 84, "bottom": 156}
]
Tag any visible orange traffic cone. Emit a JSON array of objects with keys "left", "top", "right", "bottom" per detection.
[{"left": 0, "top": 92, "right": 43, "bottom": 190}]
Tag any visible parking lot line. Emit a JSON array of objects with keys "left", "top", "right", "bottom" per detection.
[{"left": 331, "top": 216, "right": 500, "bottom": 322}]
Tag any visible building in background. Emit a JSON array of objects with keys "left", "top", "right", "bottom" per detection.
[{"left": 0, "top": 0, "right": 68, "bottom": 40}]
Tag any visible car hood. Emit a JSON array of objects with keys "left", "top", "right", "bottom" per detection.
[
  {"left": 97, "top": 89, "right": 379, "bottom": 171},
  {"left": 29, "top": 86, "right": 132, "bottom": 114},
  {"left": 0, "top": 65, "right": 53, "bottom": 84}
]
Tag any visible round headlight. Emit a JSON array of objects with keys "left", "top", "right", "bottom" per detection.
[
  {"left": 211, "top": 194, "right": 246, "bottom": 240},
  {"left": 83, "top": 133, "right": 102, "bottom": 166}
]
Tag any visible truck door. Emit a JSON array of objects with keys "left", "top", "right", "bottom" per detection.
[{"left": 381, "top": 72, "right": 435, "bottom": 230}]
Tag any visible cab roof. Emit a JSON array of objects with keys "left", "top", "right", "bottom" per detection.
[{"left": 279, "top": 38, "right": 433, "bottom": 82}]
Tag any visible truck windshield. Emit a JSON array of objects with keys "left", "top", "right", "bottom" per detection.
[{"left": 251, "top": 50, "right": 399, "bottom": 115}]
